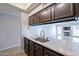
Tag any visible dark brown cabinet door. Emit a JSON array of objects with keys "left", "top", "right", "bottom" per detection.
[
  {"left": 40, "top": 7, "right": 51, "bottom": 23},
  {"left": 29, "top": 16, "right": 34, "bottom": 25},
  {"left": 44, "top": 48, "right": 62, "bottom": 56},
  {"left": 75, "top": 3, "right": 79, "bottom": 17},
  {"left": 33, "top": 13, "right": 40, "bottom": 24},
  {"left": 29, "top": 41, "right": 34, "bottom": 56},
  {"left": 24, "top": 37, "right": 29, "bottom": 55},
  {"left": 54, "top": 3, "right": 74, "bottom": 20},
  {"left": 35, "top": 43, "right": 44, "bottom": 56}
]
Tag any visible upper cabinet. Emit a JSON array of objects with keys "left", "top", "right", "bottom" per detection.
[
  {"left": 40, "top": 7, "right": 51, "bottom": 23},
  {"left": 54, "top": 3, "right": 74, "bottom": 20},
  {"left": 33, "top": 13, "right": 40, "bottom": 24},
  {"left": 29, "top": 13, "right": 40, "bottom": 25},
  {"left": 29, "top": 3, "right": 79, "bottom": 26},
  {"left": 29, "top": 16, "right": 34, "bottom": 25},
  {"left": 75, "top": 3, "right": 79, "bottom": 17}
]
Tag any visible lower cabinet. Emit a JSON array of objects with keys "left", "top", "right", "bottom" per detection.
[
  {"left": 34, "top": 43, "right": 44, "bottom": 56},
  {"left": 44, "top": 48, "right": 63, "bottom": 56},
  {"left": 24, "top": 37, "right": 29, "bottom": 55},
  {"left": 24, "top": 37, "right": 64, "bottom": 56},
  {"left": 29, "top": 40, "right": 35, "bottom": 56}
]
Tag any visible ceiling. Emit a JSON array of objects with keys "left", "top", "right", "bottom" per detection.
[{"left": 8, "top": 3, "right": 40, "bottom": 14}]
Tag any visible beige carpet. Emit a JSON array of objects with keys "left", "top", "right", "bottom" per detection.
[{"left": 0, "top": 47, "right": 27, "bottom": 56}]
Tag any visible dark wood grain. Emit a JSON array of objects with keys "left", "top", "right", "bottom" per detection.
[
  {"left": 54, "top": 3, "right": 74, "bottom": 20},
  {"left": 40, "top": 7, "right": 51, "bottom": 23},
  {"left": 75, "top": 3, "right": 79, "bottom": 17}
]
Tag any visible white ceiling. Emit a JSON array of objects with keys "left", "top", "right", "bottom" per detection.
[
  {"left": 9, "top": 3, "right": 31, "bottom": 10},
  {"left": 8, "top": 3, "right": 40, "bottom": 13}
]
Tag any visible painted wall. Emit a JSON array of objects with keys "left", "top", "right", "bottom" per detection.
[
  {"left": 21, "top": 12, "right": 29, "bottom": 50},
  {"left": 0, "top": 4, "right": 21, "bottom": 51}
]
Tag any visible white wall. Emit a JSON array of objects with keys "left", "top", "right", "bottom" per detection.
[
  {"left": 21, "top": 12, "right": 29, "bottom": 50},
  {"left": 0, "top": 4, "right": 21, "bottom": 51}
]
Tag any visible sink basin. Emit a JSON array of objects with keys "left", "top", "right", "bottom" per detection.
[{"left": 35, "top": 37, "right": 49, "bottom": 43}]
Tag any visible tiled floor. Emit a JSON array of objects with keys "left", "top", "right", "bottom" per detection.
[{"left": 0, "top": 47, "right": 27, "bottom": 56}]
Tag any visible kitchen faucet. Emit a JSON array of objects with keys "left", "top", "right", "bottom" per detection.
[{"left": 40, "top": 30, "right": 45, "bottom": 39}]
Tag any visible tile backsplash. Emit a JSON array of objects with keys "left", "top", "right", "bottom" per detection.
[{"left": 24, "top": 20, "right": 79, "bottom": 43}]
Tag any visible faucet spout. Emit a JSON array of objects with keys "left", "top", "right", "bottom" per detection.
[{"left": 40, "top": 30, "right": 45, "bottom": 39}]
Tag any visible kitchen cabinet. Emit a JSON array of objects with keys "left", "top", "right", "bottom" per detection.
[
  {"left": 29, "top": 40, "right": 35, "bottom": 56},
  {"left": 44, "top": 48, "right": 63, "bottom": 56},
  {"left": 54, "top": 3, "right": 74, "bottom": 20},
  {"left": 29, "top": 13, "right": 40, "bottom": 25},
  {"left": 75, "top": 3, "right": 79, "bottom": 17},
  {"left": 24, "top": 37, "right": 64, "bottom": 56},
  {"left": 24, "top": 37, "right": 29, "bottom": 55},
  {"left": 34, "top": 43, "right": 44, "bottom": 56},
  {"left": 29, "top": 6, "right": 52, "bottom": 25},
  {"left": 33, "top": 13, "right": 40, "bottom": 24},
  {"left": 29, "top": 16, "right": 34, "bottom": 25},
  {"left": 40, "top": 7, "right": 51, "bottom": 23},
  {"left": 29, "top": 3, "right": 76, "bottom": 25}
]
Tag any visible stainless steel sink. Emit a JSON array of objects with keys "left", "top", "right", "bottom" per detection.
[{"left": 35, "top": 37, "right": 49, "bottom": 43}]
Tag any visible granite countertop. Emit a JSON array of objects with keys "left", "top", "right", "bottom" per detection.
[{"left": 24, "top": 34, "right": 79, "bottom": 56}]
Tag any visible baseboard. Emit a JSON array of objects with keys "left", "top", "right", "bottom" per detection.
[{"left": 0, "top": 44, "right": 21, "bottom": 51}]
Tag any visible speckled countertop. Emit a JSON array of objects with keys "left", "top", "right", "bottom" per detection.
[{"left": 24, "top": 33, "right": 79, "bottom": 56}]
